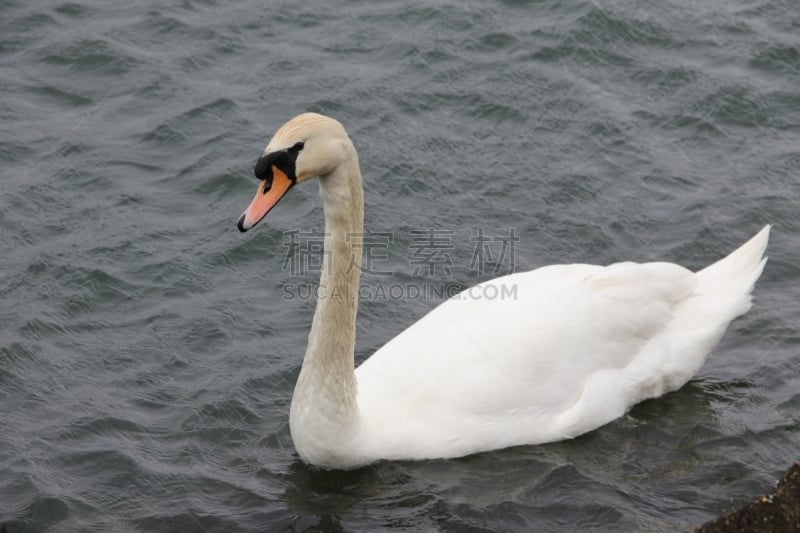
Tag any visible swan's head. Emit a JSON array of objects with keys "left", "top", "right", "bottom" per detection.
[{"left": 237, "top": 112, "right": 352, "bottom": 232}]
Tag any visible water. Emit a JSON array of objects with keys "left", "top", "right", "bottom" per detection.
[{"left": 1, "top": 0, "right": 799, "bottom": 531}]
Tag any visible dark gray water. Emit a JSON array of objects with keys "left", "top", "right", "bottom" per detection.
[{"left": 1, "top": 0, "right": 799, "bottom": 531}]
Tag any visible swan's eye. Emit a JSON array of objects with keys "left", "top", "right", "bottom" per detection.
[{"left": 254, "top": 142, "right": 305, "bottom": 183}]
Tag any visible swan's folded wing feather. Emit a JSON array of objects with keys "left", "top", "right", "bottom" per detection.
[
  {"left": 583, "top": 261, "right": 697, "bottom": 339},
  {"left": 354, "top": 261, "right": 700, "bottom": 456}
]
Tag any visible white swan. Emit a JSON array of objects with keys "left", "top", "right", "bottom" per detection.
[{"left": 236, "top": 112, "right": 770, "bottom": 470}]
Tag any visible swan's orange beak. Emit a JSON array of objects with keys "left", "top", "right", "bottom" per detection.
[{"left": 237, "top": 166, "right": 293, "bottom": 232}]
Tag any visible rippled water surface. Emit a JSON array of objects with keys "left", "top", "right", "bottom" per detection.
[{"left": 1, "top": 0, "right": 799, "bottom": 531}]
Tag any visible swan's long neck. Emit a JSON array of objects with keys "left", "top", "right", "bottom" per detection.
[{"left": 290, "top": 146, "right": 364, "bottom": 456}]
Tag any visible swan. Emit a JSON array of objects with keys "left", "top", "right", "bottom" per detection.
[{"left": 236, "top": 112, "right": 770, "bottom": 470}]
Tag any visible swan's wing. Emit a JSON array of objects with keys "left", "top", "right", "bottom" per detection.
[{"left": 354, "top": 261, "right": 698, "bottom": 458}]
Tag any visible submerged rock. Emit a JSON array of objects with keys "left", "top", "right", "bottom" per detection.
[{"left": 694, "top": 462, "right": 800, "bottom": 533}]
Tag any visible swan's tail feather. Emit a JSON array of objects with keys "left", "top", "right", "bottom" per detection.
[
  {"left": 664, "top": 226, "right": 770, "bottom": 386},
  {"left": 689, "top": 225, "right": 770, "bottom": 330},
  {"left": 697, "top": 225, "right": 770, "bottom": 296}
]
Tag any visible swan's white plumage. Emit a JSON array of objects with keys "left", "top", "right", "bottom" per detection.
[
  {"left": 355, "top": 230, "right": 768, "bottom": 461},
  {"left": 240, "top": 113, "right": 770, "bottom": 469}
]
